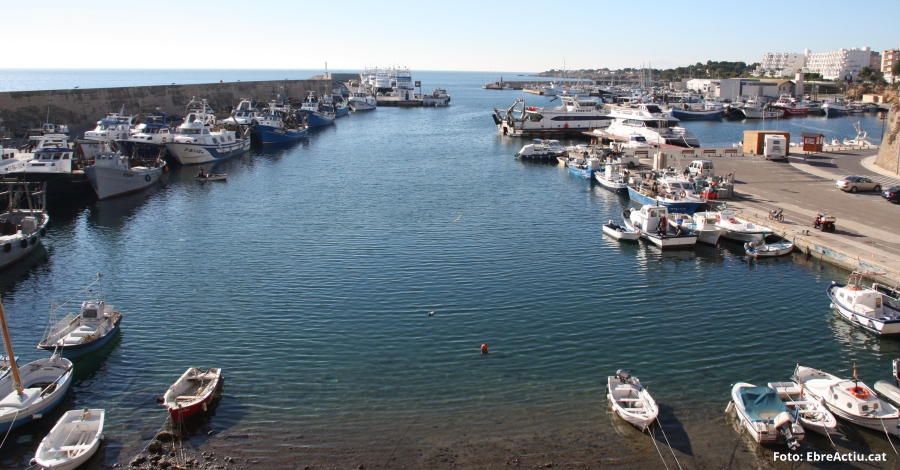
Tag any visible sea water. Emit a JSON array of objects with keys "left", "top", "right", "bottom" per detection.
[{"left": 0, "top": 70, "right": 893, "bottom": 468}]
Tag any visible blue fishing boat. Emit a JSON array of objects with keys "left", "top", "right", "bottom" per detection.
[
  {"left": 297, "top": 92, "right": 335, "bottom": 128},
  {"left": 565, "top": 156, "right": 598, "bottom": 179},
  {"left": 117, "top": 112, "right": 175, "bottom": 159},
  {"left": 37, "top": 274, "right": 123, "bottom": 359},
  {"left": 251, "top": 101, "right": 307, "bottom": 145}
]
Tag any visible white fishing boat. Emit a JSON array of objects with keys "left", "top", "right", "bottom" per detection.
[
  {"left": 602, "top": 220, "right": 640, "bottom": 241},
  {"left": 0, "top": 182, "right": 49, "bottom": 270},
  {"left": 728, "top": 382, "right": 803, "bottom": 449},
  {"left": 37, "top": 274, "right": 122, "bottom": 359},
  {"left": 84, "top": 148, "right": 164, "bottom": 200},
  {"left": 623, "top": 205, "right": 698, "bottom": 249},
  {"left": 669, "top": 211, "right": 723, "bottom": 245},
  {"left": 116, "top": 112, "right": 175, "bottom": 160},
  {"left": 422, "top": 87, "right": 450, "bottom": 107},
  {"left": 827, "top": 271, "right": 900, "bottom": 336},
  {"left": 767, "top": 381, "right": 838, "bottom": 436},
  {"left": 602, "top": 104, "right": 700, "bottom": 147},
  {"left": 714, "top": 209, "right": 767, "bottom": 243},
  {"left": 593, "top": 163, "right": 629, "bottom": 193},
  {"left": 348, "top": 91, "right": 377, "bottom": 111},
  {"left": 33, "top": 408, "right": 104, "bottom": 470},
  {"left": 77, "top": 107, "right": 135, "bottom": 159},
  {"left": 793, "top": 363, "right": 900, "bottom": 436},
  {"left": 514, "top": 139, "right": 567, "bottom": 161},
  {"left": 874, "top": 359, "right": 900, "bottom": 408},
  {"left": 220, "top": 99, "right": 259, "bottom": 125},
  {"left": 164, "top": 367, "right": 223, "bottom": 423},
  {"left": 165, "top": 98, "right": 251, "bottom": 165},
  {"left": 744, "top": 240, "right": 794, "bottom": 258},
  {"left": 741, "top": 105, "right": 784, "bottom": 119},
  {"left": 607, "top": 370, "right": 658, "bottom": 431},
  {"left": 0, "top": 149, "right": 29, "bottom": 175},
  {"left": 0, "top": 300, "right": 74, "bottom": 431},
  {"left": 9, "top": 135, "right": 92, "bottom": 200}
]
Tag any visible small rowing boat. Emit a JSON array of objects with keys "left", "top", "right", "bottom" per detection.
[
  {"left": 33, "top": 409, "right": 104, "bottom": 470},
  {"left": 195, "top": 174, "right": 226, "bottom": 181},
  {"left": 602, "top": 220, "right": 640, "bottom": 241},
  {"left": 607, "top": 370, "right": 658, "bottom": 431},
  {"left": 163, "top": 367, "right": 223, "bottom": 423}
]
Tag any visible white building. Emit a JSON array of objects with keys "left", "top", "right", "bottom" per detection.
[
  {"left": 685, "top": 79, "right": 718, "bottom": 93},
  {"left": 803, "top": 47, "right": 879, "bottom": 80},
  {"left": 754, "top": 52, "right": 806, "bottom": 77}
]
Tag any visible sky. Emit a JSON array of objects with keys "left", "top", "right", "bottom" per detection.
[{"left": 3, "top": 0, "right": 898, "bottom": 72}]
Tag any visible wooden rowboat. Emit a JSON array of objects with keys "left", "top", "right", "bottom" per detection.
[
  {"left": 607, "top": 370, "right": 658, "bottom": 431},
  {"left": 33, "top": 409, "right": 104, "bottom": 470},
  {"left": 195, "top": 174, "right": 226, "bottom": 181},
  {"left": 163, "top": 367, "right": 223, "bottom": 423}
]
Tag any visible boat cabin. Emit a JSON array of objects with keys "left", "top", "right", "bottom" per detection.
[
  {"left": 26, "top": 148, "right": 75, "bottom": 173},
  {"left": 834, "top": 284, "right": 886, "bottom": 317},
  {"left": 81, "top": 300, "right": 109, "bottom": 322}
]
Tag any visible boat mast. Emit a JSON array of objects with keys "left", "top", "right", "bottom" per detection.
[{"left": 0, "top": 298, "right": 23, "bottom": 395}]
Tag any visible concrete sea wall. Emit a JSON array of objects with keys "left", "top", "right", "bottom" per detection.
[{"left": 0, "top": 79, "right": 332, "bottom": 136}]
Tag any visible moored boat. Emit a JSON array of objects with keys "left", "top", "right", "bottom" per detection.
[
  {"left": 76, "top": 107, "right": 135, "bottom": 159},
  {"left": 593, "top": 163, "right": 629, "bottom": 193},
  {"left": 624, "top": 205, "right": 698, "bottom": 249},
  {"left": 84, "top": 149, "right": 165, "bottom": 200},
  {"left": 33, "top": 408, "right": 104, "bottom": 470},
  {"left": 116, "top": 112, "right": 175, "bottom": 160},
  {"left": 728, "top": 382, "right": 803, "bottom": 449},
  {"left": 163, "top": 367, "right": 223, "bottom": 423},
  {"left": 422, "top": 87, "right": 451, "bottom": 107},
  {"left": 607, "top": 370, "right": 658, "bottom": 431},
  {"left": 827, "top": 271, "right": 900, "bottom": 336},
  {"left": 0, "top": 181, "right": 49, "bottom": 270},
  {"left": 515, "top": 139, "right": 566, "bottom": 161},
  {"left": 38, "top": 274, "right": 122, "bottom": 359},
  {"left": 6, "top": 135, "right": 93, "bottom": 200},
  {"left": 297, "top": 92, "right": 336, "bottom": 127},
  {"left": 626, "top": 175, "right": 706, "bottom": 215},
  {"left": 670, "top": 211, "right": 722, "bottom": 245},
  {"left": 602, "top": 220, "right": 640, "bottom": 241},
  {"left": 565, "top": 156, "right": 598, "bottom": 179},
  {"left": 348, "top": 91, "right": 377, "bottom": 111},
  {"left": 793, "top": 363, "right": 900, "bottom": 435},
  {"left": 164, "top": 98, "right": 251, "bottom": 165},
  {"left": 250, "top": 101, "right": 307, "bottom": 145},
  {"left": 770, "top": 95, "right": 808, "bottom": 117},
  {"left": 744, "top": 240, "right": 794, "bottom": 258},
  {"left": 766, "top": 381, "right": 838, "bottom": 436},
  {"left": 715, "top": 209, "right": 767, "bottom": 243}
]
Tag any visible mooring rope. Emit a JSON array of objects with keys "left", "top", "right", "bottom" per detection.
[
  {"left": 649, "top": 422, "right": 671, "bottom": 470},
  {"left": 0, "top": 407, "right": 21, "bottom": 449},
  {"left": 382, "top": 410, "right": 422, "bottom": 470},
  {"left": 124, "top": 414, "right": 172, "bottom": 465},
  {"left": 878, "top": 415, "right": 900, "bottom": 458},
  {"left": 655, "top": 419, "right": 683, "bottom": 470}
]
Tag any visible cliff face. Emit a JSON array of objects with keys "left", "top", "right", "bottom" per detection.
[
  {"left": 875, "top": 103, "right": 900, "bottom": 175},
  {"left": 0, "top": 79, "right": 332, "bottom": 136}
]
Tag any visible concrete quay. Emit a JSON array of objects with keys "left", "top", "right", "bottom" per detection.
[{"left": 667, "top": 148, "right": 900, "bottom": 286}]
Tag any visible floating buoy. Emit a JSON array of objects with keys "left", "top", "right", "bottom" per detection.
[
  {"left": 428, "top": 311, "right": 435, "bottom": 316},
  {"left": 481, "top": 344, "right": 488, "bottom": 354},
  {"left": 202, "top": 402, "right": 207, "bottom": 412}
]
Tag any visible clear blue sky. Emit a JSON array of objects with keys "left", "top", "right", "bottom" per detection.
[{"left": 4, "top": 0, "right": 898, "bottom": 71}]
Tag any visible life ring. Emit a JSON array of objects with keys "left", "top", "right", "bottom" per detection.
[
  {"left": 20, "top": 239, "right": 27, "bottom": 249},
  {"left": 715, "top": 214, "right": 720, "bottom": 223},
  {"left": 145, "top": 175, "right": 152, "bottom": 182},
  {"left": 2, "top": 243, "right": 9, "bottom": 253},
  {"left": 679, "top": 190, "right": 686, "bottom": 198},
  {"left": 847, "top": 386, "right": 869, "bottom": 399},
  {"left": 728, "top": 217, "right": 738, "bottom": 224}
]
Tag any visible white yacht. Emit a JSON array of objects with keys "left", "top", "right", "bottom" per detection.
[
  {"left": 604, "top": 104, "right": 700, "bottom": 147},
  {"left": 494, "top": 96, "right": 612, "bottom": 137},
  {"left": 164, "top": 99, "right": 251, "bottom": 165},
  {"left": 77, "top": 107, "right": 136, "bottom": 159}
]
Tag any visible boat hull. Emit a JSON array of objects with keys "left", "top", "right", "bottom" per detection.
[
  {"left": 0, "top": 216, "right": 48, "bottom": 271},
  {"left": 164, "top": 138, "right": 251, "bottom": 165},
  {"left": 566, "top": 162, "right": 592, "bottom": 179},
  {"left": 251, "top": 125, "right": 307, "bottom": 145},
  {"left": 84, "top": 165, "right": 163, "bottom": 200},
  {"left": 719, "top": 229, "right": 765, "bottom": 243},
  {"left": 602, "top": 224, "right": 640, "bottom": 241},
  {"left": 670, "top": 108, "right": 723, "bottom": 120},
  {"left": 116, "top": 140, "right": 168, "bottom": 160},
  {"left": 34, "top": 409, "right": 104, "bottom": 470},
  {"left": 167, "top": 375, "right": 223, "bottom": 423},
  {"left": 301, "top": 112, "right": 335, "bottom": 128},
  {"left": 38, "top": 321, "right": 121, "bottom": 359},
  {"left": 593, "top": 173, "right": 628, "bottom": 193},
  {"left": 0, "top": 356, "right": 73, "bottom": 430},
  {"left": 745, "top": 241, "right": 794, "bottom": 258}
]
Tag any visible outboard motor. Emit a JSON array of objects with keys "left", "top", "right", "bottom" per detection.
[
  {"left": 615, "top": 369, "right": 630, "bottom": 381},
  {"left": 774, "top": 411, "right": 800, "bottom": 450}
]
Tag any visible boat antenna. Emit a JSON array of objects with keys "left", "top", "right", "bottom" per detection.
[
  {"left": 853, "top": 362, "right": 859, "bottom": 389},
  {"left": 0, "top": 298, "right": 23, "bottom": 395},
  {"left": 97, "top": 273, "right": 103, "bottom": 298}
]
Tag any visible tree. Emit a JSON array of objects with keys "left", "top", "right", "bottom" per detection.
[
  {"left": 859, "top": 66, "right": 873, "bottom": 82},
  {"left": 893, "top": 61, "right": 900, "bottom": 85}
]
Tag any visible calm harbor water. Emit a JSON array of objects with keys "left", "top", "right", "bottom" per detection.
[{"left": 0, "top": 70, "right": 895, "bottom": 468}]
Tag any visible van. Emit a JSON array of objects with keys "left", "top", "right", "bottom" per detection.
[
  {"left": 687, "top": 160, "right": 714, "bottom": 178},
  {"left": 764, "top": 135, "right": 787, "bottom": 161}
]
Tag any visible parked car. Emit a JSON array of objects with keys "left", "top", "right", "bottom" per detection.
[
  {"left": 836, "top": 175, "right": 881, "bottom": 193},
  {"left": 882, "top": 185, "right": 900, "bottom": 203}
]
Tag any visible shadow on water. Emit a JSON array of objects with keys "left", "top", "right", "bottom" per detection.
[
  {"left": 69, "top": 330, "right": 122, "bottom": 382},
  {"left": 86, "top": 189, "right": 160, "bottom": 230},
  {"left": 0, "top": 244, "right": 49, "bottom": 294},
  {"left": 654, "top": 403, "right": 693, "bottom": 457}
]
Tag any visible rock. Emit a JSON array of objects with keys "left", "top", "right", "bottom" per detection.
[
  {"left": 150, "top": 455, "right": 162, "bottom": 463},
  {"left": 148, "top": 440, "right": 163, "bottom": 453},
  {"left": 130, "top": 455, "right": 147, "bottom": 467},
  {"left": 544, "top": 463, "right": 553, "bottom": 468},
  {"left": 156, "top": 431, "right": 175, "bottom": 442}
]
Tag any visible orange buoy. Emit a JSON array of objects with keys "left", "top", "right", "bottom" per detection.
[{"left": 481, "top": 344, "right": 488, "bottom": 354}]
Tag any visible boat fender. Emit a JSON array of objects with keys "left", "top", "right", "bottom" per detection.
[
  {"left": 202, "top": 402, "right": 207, "bottom": 412},
  {"left": 2, "top": 243, "right": 9, "bottom": 253},
  {"left": 30, "top": 237, "right": 36, "bottom": 246},
  {"left": 146, "top": 175, "right": 152, "bottom": 182},
  {"left": 564, "top": 123, "right": 569, "bottom": 129},
  {"left": 20, "top": 239, "right": 27, "bottom": 249},
  {"left": 728, "top": 218, "right": 738, "bottom": 224},
  {"left": 715, "top": 214, "right": 720, "bottom": 223},
  {"left": 679, "top": 190, "right": 686, "bottom": 198},
  {"left": 40, "top": 228, "right": 46, "bottom": 237},
  {"left": 848, "top": 386, "right": 869, "bottom": 399}
]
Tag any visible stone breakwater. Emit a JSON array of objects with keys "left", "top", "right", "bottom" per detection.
[{"left": 0, "top": 79, "right": 332, "bottom": 135}]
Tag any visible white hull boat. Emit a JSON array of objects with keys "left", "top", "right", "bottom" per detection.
[
  {"left": 728, "top": 382, "right": 804, "bottom": 449},
  {"left": 0, "top": 182, "right": 49, "bottom": 271},
  {"left": 827, "top": 271, "right": 900, "bottom": 336},
  {"left": 767, "top": 381, "right": 838, "bottom": 436},
  {"left": 681, "top": 212, "right": 723, "bottom": 245},
  {"left": 624, "top": 206, "right": 698, "bottom": 249},
  {"left": 741, "top": 106, "right": 784, "bottom": 119},
  {"left": 715, "top": 210, "right": 767, "bottom": 243},
  {"left": 0, "top": 354, "right": 73, "bottom": 430},
  {"left": 745, "top": 240, "right": 794, "bottom": 258},
  {"left": 793, "top": 364, "right": 900, "bottom": 436},
  {"left": 34, "top": 409, "right": 104, "bottom": 470},
  {"left": 602, "top": 221, "right": 640, "bottom": 241},
  {"left": 165, "top": 98, "right": 251, "bottom": 165},
  {"left": 607, "top": 371, "right": 658, "bottom": 431},
  {"left": 84, "top": 152, "right": 164, "bottom": 200},
  {"left": 38, "top": 274, "right": 122, "bottom": 359}
]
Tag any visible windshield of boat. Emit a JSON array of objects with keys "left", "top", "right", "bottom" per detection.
[
  {"left": 181, "top": 128, "right": 202, "bottom": 135},
  {"left": 645, "top": 105, "right": 663, "bottom": 113}
]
